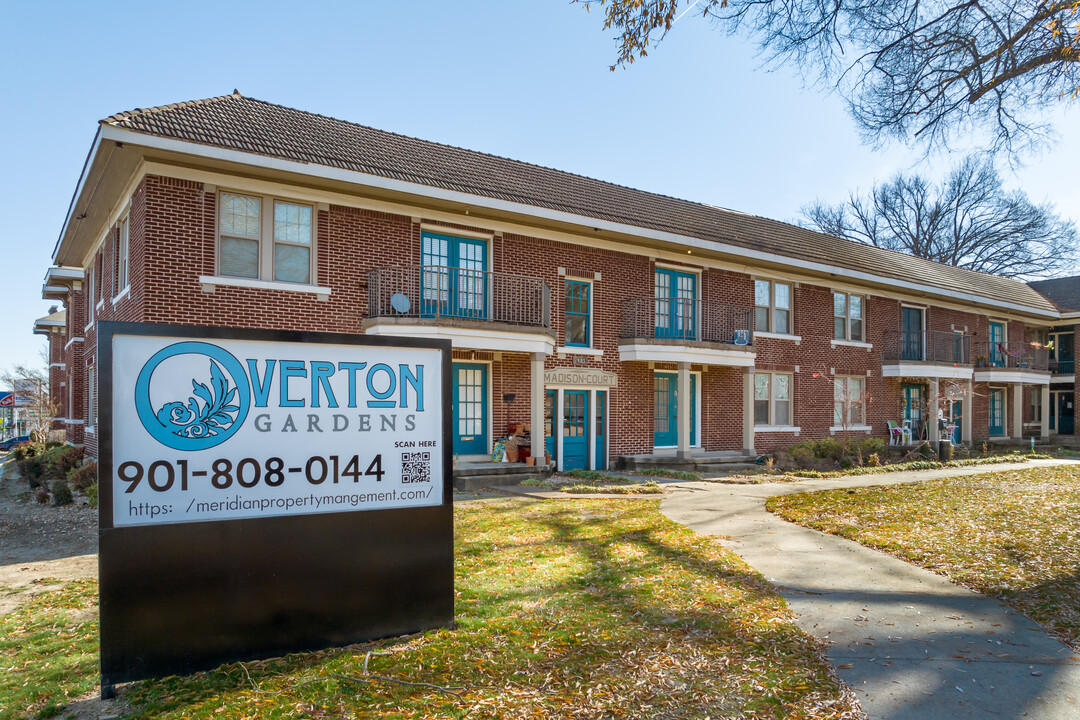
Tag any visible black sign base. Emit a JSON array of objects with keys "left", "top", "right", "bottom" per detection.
[{"left": 99, "top": 504, "right": 453, "bottom": 692}]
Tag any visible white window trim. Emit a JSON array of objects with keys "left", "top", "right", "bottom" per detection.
[
  {"left": 112, "top": 286, "right": 131, "bottom": 305},
  {"left": 831, "top": 339, "right": 873, "bottom": 350},
  {"left": 754, "top": 372, "right": 793, "bottom": 428},
  {"left": 116, "top": 211, "right": 131, "bottom": 296},
  {"left": 754, "top": 331, "right": 802, "bottom": 343},
  {"left": 829, "top": 424, "right": 872, "bottom": 433},
  {"left": 64, "top": 337, "right": 84, "bottom": 350},
  {"left": 198, "top": 275, "right": 332, "bottom": 301},
  {"left": 754, "top": 425, "right": 801, "bottom": 433},
  {"left": 754, "top": 278, "right": 793, "bottom": 335},
  {"left": 217, "top": 190, "right": 319, "bottom": 285},
  {"left": 832, "top": 375, "right": 868, "bottom": 428},
  {"left": 557, "top": 346, "right": 603, "bottom": 356},
  {"left": 833, "top": 291, "right": 866, "bottom": 343}
]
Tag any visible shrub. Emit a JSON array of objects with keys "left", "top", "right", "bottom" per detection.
[
  {"left": 68, "top": 460, "right": 98, "bottom": 492},
  {"left": 788, "top": 443, "right": 815, "bottom": 468},
  {"left": 854, "top": 437, "right": 886, "bottom": 458},
  {"left": 24, "top": 460, "right": 45, "bottom": 489},
  {"left": 52, "top": 446, "right": 84, "bottom": 479},
  {"left": 866, "top": 453, "right": 882, "bottom": 467},
  {"left": 85, "top": 483, "right": 98, "bottom": 508},
  {"left": 13, "top": 441, "right": 44, "bottom": 462},
  {"left": 51, "top": 479, "right": 73, "bottom": 506},
  {"left": 35, "top": 488, "right": 50, "bottom": 504},
  {"left": 812, "top": 437, "right": 845, "bottom": 461}
]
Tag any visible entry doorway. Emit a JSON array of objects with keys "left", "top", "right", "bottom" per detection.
[
  {"left": 451, "top": 362, "right": 488, "bottom": 455},
  {"left": 988, "top": 387, "right": 1006, "bottom": 437},
  {"left": 653, "top": 372, "right": 698, "bottom": 448},
  {"left": 546, "top": 388, "right": 609, "bottom": 471},
  {"left": 1051, "top": 390, "right": 1074, "bottom": 435}
]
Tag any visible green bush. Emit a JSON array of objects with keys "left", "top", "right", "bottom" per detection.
[
  {"left": 854, "top": 437, "right": 886, "bottom": 458},
  {"left": 52, "top": 446, "right": 84, "bottom": 479},
  {"left": 51, "top": 479, "right": 73, "bottom": 506},
  {"left": 24, "top": 459, "right": 45, "bottom": 489},
  {"left": 12, "top": 441, "right": 43, "bottom": 462},
  {"left": 789, "top": 443, "right": 814, "bottom": 468},
  {"left": 68, "top": 460, "right": 97, "bottom": 492},
  {"left": 85, "top": 483, "right": 98, "bottom": 508}
]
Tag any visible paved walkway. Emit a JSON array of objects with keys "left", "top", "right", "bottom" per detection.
[{"left": 661, "top": 459, "right": 1080, "bottom": 720}]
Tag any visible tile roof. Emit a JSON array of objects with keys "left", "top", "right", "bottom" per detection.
[
  {"left": 103, "top": 92, "right": 1058, "bottom": 313},
  {"left": 1028, "top": 275, "right": 1080, "bottom": 312}
]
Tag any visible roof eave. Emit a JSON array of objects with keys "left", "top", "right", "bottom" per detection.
[{"left": 98, "top": 124, "right": 1062, "bottom": 320}]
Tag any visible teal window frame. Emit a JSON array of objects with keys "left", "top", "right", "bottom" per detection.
[{"left": 564, "top": 280, "right": 591, "bottom": 347}]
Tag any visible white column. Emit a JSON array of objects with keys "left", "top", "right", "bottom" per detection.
[
  {"left": 1012, "top": 383, "right": 1024, "bottom": 440},
  {"left": 743, "top": 368, "right": 756, "bottom": 455},
  {"left": 928, "top": 379, "right": 940, "bottom": 444},
  {"left": 588, "top": 389, "right": 597, "bottom": 471},
  {"left": 1041, "top": 384, "right": 1051, "bottom": 440},
  {"left": 553, "top": 389, "right": 563, "bottom": 471},
  {"left": 530, "top": 352, "right": 546, "bottom": 466},
  {"left": 677, "top": 362, "right": 691, "bottom": 460},
  {"left": 963, "top": 379, "right": 973, "bottom": 445}
]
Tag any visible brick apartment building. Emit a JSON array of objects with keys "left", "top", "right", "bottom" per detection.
[{"left": 36, "top": 92, "right": 1079, "bottom": 472}]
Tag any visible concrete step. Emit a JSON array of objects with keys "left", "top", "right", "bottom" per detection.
[{"left": 453, "top": 463, "right": 552, "bottom": 492}]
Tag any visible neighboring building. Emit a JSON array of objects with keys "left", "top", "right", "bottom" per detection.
[
  {"left": 1027, "top": 275, "right": 1080, "bottom": 438},
  {"left": 36, "top": 92, "right": 1074, "bottom": 470}
]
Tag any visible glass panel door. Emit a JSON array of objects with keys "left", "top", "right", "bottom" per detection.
[
  {"left": 902, "top": 384, "right": 926, "bottom": 441},
  {"left": 595, "top": 391, "right": 606, "bottom": 469},
  {"left": 421, "top": 232, "right": 487, "bottom": 320},
  {"left": 562, "top": 391, "right": 589, "bottom": 470},
  {"left": 654, "top": 373, "right": 676, "bottom": 446},
  {"left": 654, "top": 269, "right": 697, "bottom": 340},
  {"left": 988, "top": 388, "right": 1005, "bottom": 436},
  {"left": 989, "top": 322, "right": 1005, "bottom": 367},
  {"left": 901, "top": 307, "right": 923, "bottom": 361},
  {"left": 451, "top": 362, "right": 487, "bottom": 454}
]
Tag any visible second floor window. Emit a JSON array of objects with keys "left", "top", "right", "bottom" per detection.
[
  {"left": 565, "top": 280, "right": 591, "bottom": 346},
  {"left": 833, "top": 293, "right": 864, "bottom": 341},
  {"left": 755, "top": 280, "right": 791, "bottom": 334},
  {"left": 117, "top": 214, "right": 130, "bottom": 293},
  {"left": 219, "top": 192, "right": 314, "bottom": 283},
  {"left": 754, "top": 372, "right": 791, "bottom": 426}
]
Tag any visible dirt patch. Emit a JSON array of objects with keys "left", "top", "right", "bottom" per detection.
[{"left": 0, "top": 454, "right": 97, "bottom": 615}]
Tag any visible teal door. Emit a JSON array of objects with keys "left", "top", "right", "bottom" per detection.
[
  {"left": 654, "top": 268, "right": 697, "bottom": 340},
  {"left": 653, "top": 372, "right": 697, "bottom": 447},
  {"left": 988, "top": 388, "right": 1005, "bottom": 436},
  {"left": 595, "top": 391, "right": 607, "bottom": 469},
  {"left": 452, "top": 362, "right": 487, "bottom": 454},
  {"left": 544, "top": 390, "right": 556, "bottom": 461},
  {"left": 989, "top": 322, "right": 1005, "bottom": 366},
  {"left": 902, "top": 384, "right": 925, "bottom": 441},
  {"left": 421, "top": 232, "right": 487, "bottom": 320},
  {"left": 951, "top": 400, "right": 963, "bottom": 443},
  {"left": 1058, "top": 392, "right": 1074, "bottom": 434},
  {"left": 562, "top": 391, "right": 589, "bottom": 470}
]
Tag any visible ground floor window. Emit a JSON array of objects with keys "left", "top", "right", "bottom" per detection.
[
  {"left": 1029, "top": 388, "right": 1043, "bottom": 423},
  {"left": 832, "top": 376, "right": 866, "bottom": 426},
  {"left": 755, "top": 373, "right": 791, "bottom": 426}
]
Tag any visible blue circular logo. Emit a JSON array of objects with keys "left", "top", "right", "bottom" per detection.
[{"left": 134, "top": 342, "right": 251, "bottom": 451}]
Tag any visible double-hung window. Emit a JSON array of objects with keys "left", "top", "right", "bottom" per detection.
[
  {"left": 565, "top": 280, "right": 591, "bottom": 346},
  {"left": 86, "top": 258, "right": 96, "bottom": 326},
  {"left": 754, "top": 280, "right": 791, "bottom": 334},
  {"left": 116, "top": 214, "right": 130, "bottom": 293},
  {"left": 87, "top": 364, "right": 96, "bottom": 429},
  {"left": 833, "top": 376, "right": 866, "bottom": 426},
  {"left": 219, "top": 192, "right": 314, "bottom": 284},
  {"left": 1030, "top": 388, "right": 1043, "bottom": 423},
  {"left": 833, "top": 292, "right": 864, "bottom": 341},
  {"left": 754, "top": 372, "right": 791, "bottom": 426}
]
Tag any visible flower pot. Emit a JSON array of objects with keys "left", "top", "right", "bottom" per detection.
[
  {"left": 526, "top": 456, "right": 536, "bottom": 466},
  {"left": 544, "top": 454, "right": 552, "bottom": 466}
]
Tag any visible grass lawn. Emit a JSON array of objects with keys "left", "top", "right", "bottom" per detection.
[
  {"left": 768, "top": 465, "right": 1080, "bottom": 650},
  {"left": 1, "top": 499, "right": 863, "bottom": 720}
]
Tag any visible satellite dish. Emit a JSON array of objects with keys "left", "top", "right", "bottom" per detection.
[{"left": 390, "top": 293, "right": 411, "bottom": 314}]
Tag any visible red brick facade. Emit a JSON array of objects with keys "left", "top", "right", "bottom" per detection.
[{"left": 46, "top": 172, "right": 1070, "bottom": 465}]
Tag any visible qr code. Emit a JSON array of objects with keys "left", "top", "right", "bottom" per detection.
[{"left": 401, "top": 452, "right": 431, "bottom": 484}]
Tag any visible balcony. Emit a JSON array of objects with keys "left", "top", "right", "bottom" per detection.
[
  {"left": 1050, "top": 359, "right": 1075, "bottom": 376},
  {"left": 972, "top": 340, "right": 1048, "bottom": 371},
  {"left": 618, "top": 298, "right": 755, "bottom": 366},
  {"left": 881, "top": 330, "right": 973, "bottom": 379},
  {"left": 362, "top": 265, "right": 554, "bottom": 353}
]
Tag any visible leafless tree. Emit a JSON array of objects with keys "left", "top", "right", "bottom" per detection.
[
  {"left": 2, "top": 363, "right": 59, "bottom": 442},
  {"left": 577, "top": 0, "right": 1080, "bottom": 155},
  {"left": 801, "top": 156, "right": 1077, "bottom": 277}
]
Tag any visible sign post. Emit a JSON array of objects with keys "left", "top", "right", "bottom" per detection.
[{"left": 98, "top": 322, "right": 453, "bottom": 697}]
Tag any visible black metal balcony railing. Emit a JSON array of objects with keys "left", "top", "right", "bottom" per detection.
[
  {"left": 972, "top": 340, "right": 1049, "bottom": 371},
  {"left": 621, "top": 298, "right": 754, "bottom": 344},
  {"left": 1051, "top": 359, "right": 1075, "bottom": 375},
  {"left": 367, "top": 266, "right": 551, "bottom": 328},
  {"left": 882, "top": 330, "right": 971, "bottom": 364}
]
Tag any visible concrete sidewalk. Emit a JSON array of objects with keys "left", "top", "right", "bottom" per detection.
[{"left": 661, "top": 459, "right": 1080, "bottom": 720}]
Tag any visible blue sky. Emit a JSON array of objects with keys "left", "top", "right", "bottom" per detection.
[{"left": 1, "top": 0, "right": 1077, "bottom": 374}]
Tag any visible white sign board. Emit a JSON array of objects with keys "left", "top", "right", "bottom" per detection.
[{"left": 110, "top": 333, "right": 445, "bottom": 526}]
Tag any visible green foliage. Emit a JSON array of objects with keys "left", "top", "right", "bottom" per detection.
[
  {"left": 787, "top": 452, "right": 1042, "bottom": 478},
  {"left": 865, "top": 453, "right": 882, "bottom": 467},
  {"left": 637, "top": 468, "right": 702, "bottom": 481},
  {"left": 84, "top": 484, "right": 97, "bottom": 508},
  {"left": 12, "top": 442, "right": 43, "bottom": 462},
  {"left": 50, "top": 479, "right": 73, "bottom": 506},
  {"left": 787, "top": 437, "right": 884, "bottom": 468},
  {"left": 67, "top": 461, "right": 97, "bottom": 492},
  {"left": 52, "top": 446, "right": 83, "bottom": 479},
  {"left": 564, "top": 468, "right": 614, "bottom": 481}
]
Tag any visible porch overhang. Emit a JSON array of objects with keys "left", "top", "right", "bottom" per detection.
[
  {"left": 973, "top": 369, "right": 1052, "bottom": 385},
  {"left": 881, "top": 363, "right": 973, "bottom": 380},
  {"left": 362, "top": 318, "right": 556, "bottom": 355},
  {"left": 618, "top": 340, "right": 756, "bottom": 367}
]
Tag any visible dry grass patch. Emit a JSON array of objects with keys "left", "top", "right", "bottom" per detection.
[
  {"left": 1, "top": 499, "right": 864, "bottom": 719},
  {"left": 768, "top": 466, "right": 1080, "bottom": 649}
]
